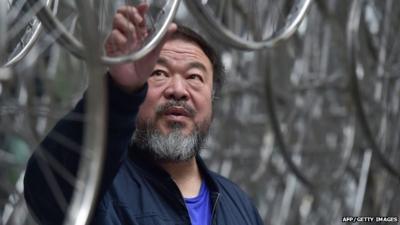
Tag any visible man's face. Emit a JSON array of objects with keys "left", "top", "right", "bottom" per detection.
[{"left": 134, "top": 38, "right": 214, "bottom": 161}]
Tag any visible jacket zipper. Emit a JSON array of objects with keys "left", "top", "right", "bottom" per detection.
[{"left": 211, "top": 193, "right": 220, "bottom": 225}]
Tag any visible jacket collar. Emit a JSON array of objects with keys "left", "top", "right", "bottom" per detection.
[{"left": 128, "top": 143, "right": 220, "bottom": 194}]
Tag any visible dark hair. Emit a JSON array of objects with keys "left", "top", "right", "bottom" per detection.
[{"left": 169, "top": 25, "right": 225, "bottom": 100}]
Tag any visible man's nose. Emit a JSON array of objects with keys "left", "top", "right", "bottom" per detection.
[{"left": 163, "top": 75, "right": 189, "bottom": 101}]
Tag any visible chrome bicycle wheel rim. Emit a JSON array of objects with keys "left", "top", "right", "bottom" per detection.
[
  {"left": 347, "top": 0, "right": 400, "bottom": 180},
  {"left": 1, "top": 6, "right": 107, "bottom": 224},
  {"left": 265, "top": 1, "right": 356, "bottom": 191},
  {"left": 185, "top": 0, "right": 312, "bottom": 50},
  {"left": 1, "top": 0, "right": 55, "bottom": 67},
  {"left": 28, "top": 0, "right": 181, "bottom": 65}
]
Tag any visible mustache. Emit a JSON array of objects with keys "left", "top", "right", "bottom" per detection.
[{"left": 155, "top": 100, "right": 196, "bottom": 118}]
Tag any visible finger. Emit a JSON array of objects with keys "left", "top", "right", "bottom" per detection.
[
  {"left": 116, "top": 6, "right": 147, "bottom": 40},
  {"left": 117, "top": 6, "right": 144, "bottom": 27},
  {"left": 135, "top": 4, "right": 149, "bottom": 36},
  {"left": 167, "top": 23, "right": 178, "bottom": 34},
  {"left": 113, "top": 13, "right": 140, "bottom": 45},
  {"left": 148, "top": 23, "right": 178, "bottom": 56},
  {"left": 110, "top": 30, "right": 128, "bottom": 46},
  {"left": 160, "top": 23, "right": 178, "bottom": 46},
  {"left": 136, "top": 3, "right": 149, "bottom": 22},
  {"left": 105, "top": 30, "right": 128, "bottom": 55},
  {"left": 113, "top": 13, "right": 137, "bottom": 37}
]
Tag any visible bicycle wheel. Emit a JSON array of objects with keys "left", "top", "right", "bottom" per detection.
[
  {"left": 184, "top": 0, "right": 312, "bottom": 50},
  {"left": 347, "top": 0, "right": 400, "bottom": 180},
  {"left": 27, "top": 0, "right": 181, "bottom": 64},
  {"left": 0, "top": 9, "right": 106, "bottom": 224},
  {"left": 265, "top": 1, "right": 356, "bottom": 191},
  {"left": 0, "top": 0, "right": 55, "bottom": 67}
]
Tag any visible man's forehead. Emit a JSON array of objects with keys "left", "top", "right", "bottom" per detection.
[
  {"left": 161, "top": 39, "right": 205, "bottom": 56},
  {"left": 157, "top": 56, "right": 208, "bottom": 73},
  {"left": 158, "top": 39, "right": 213, "bottom": 71}
]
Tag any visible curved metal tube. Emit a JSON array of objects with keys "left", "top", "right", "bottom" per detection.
[
  {"left": 26, "top": 0, "right": 85, "bottom": 58},
  {"left": 63, "top": 0, "right": 106, "bottom": 224},
  {"left": 28, "top": 0, "right": 181, "bottom": 65},
  {"left": 2, "top": 0, "right": 55, "bottom": 67},
  {"left": 101, "top": 0, "right": 181, "bottom": 64},
  {"left": 185, "top": 0, "right": 312, "bottom": 50},
  {"left": 263, "top": 51, "right": 314, "bottom": 192},
  {"left": 346, "top": 0, "right": 400, "bottom": 181}
]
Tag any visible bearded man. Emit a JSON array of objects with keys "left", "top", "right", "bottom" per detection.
[{"left": 24, "top": 3, "right": 263, "bottom": 225}]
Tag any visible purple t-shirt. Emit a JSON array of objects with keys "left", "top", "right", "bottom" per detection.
[{"left": 184, "top": 182, "right": 211, "bottom": 225}]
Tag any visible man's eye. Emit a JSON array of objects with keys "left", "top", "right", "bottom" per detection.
[
  {"left": 188, "top": 74, "right": 203, "bottom": 82},
  {"left": 152, "top": 70, "right": 167, "bottom": 77}
]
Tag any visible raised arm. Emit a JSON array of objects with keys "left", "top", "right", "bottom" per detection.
[
  {"left": 23, "top": 3, "right": 176, "bottom": 224},
  {"left": 23, "top": 75, "right": 147, "bottom": 224}
]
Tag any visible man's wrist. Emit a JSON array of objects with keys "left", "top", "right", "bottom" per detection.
[
  {"left": 116, "top": 82, "right": 147, "bottom": 94},
  {"left": 107, "top": 72, "right": 148, "bottom": 113}
]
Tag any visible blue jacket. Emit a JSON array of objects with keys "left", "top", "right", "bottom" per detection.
[{"left": 24, "top": 76, "right": 264, "bottom": 225}]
